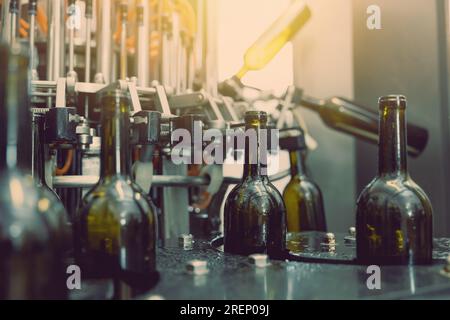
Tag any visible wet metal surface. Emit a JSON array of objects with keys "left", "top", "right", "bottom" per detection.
[
  {"left": 71, "top": 233, "right": 450, "bottom": 299},
  {"left": 142, "top": 233, "right": 450, "bottom": 300}
]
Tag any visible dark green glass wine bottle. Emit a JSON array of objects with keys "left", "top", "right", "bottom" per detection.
[
  {"left": 282, "top": 134, "right": 326, "bottom": 232},
  {"left": 31, "top": 110, "right": 72, "bottom": 297},
  {"left": 224, "top": 111, "right": 286, "bottom": 259},
  {"left": 356, "top": 95, "right": 433, "bottom": 265},
  {"left": 0, "top": 43, "right": 65, "bottom": 299},
  {"left": 75, "top": 88, "right": 157, "bottom": 298},
  {"left": 32, "top": 111, "right": 71, "bottom": 248}
]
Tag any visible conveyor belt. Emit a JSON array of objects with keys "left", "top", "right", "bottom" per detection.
[{"left": 70, "top": 234, "right": 450, "bottom": 300}]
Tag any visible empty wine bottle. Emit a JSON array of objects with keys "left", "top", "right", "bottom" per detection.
[
  {"left": 0, "top": 43, "right": 64, "bottom": 299},
  {"left": 224, "top": 111, "right": 286, "bottom": 258},
  {"left": 33, "top": 110, "right": 72, "bottom": 239},
  {"left": 356, "top": 95, "right": 433, "bottom": 265},
  {"left": 281, "top": 133, "right": 326, "bottom": 232},
  {"left": 75, "top": 88, "right": 158, "bottom": 298},
  {"left": 31, "top": 110, "right": 72, "bottom": 295}
]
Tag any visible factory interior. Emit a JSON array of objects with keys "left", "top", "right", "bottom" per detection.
[{"left": 1, "top": 0, "right": 450, "bottom": 304}]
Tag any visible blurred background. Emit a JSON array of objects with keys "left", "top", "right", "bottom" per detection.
[{"left": 218, "top": 0, "right": 450, "bottom": 236}]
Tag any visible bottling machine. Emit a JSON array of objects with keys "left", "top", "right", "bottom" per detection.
[{"left": 1, "top": 0, "right": 450, "bottom": 301}]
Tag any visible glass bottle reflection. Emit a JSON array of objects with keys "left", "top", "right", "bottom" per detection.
[
  {"left": 75, "top": 89, "right": 158, "bottom": 298},
  {"left": 224, "top": 111, "right": 286, "bottom": 259},
  {"left": 0, "top": 43, "right": 63, "bottom": 299},
  {"left": 356, "top": 95, "right": 433, "bottom": 265}
]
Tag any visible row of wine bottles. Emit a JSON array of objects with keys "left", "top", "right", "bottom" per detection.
[
  {"left": 224, "top": 97, "right": 433, "bottom": 265},
  {"left": 0, "top": 43, "right": 434, "bottom": 299},
  {"left": 0, "top": 44, "right": 158, "bottom": 299}
]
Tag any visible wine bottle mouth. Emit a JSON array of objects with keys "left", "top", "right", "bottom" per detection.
[{"left": 378, "top": 95, "right": 407, "bottom": 109}]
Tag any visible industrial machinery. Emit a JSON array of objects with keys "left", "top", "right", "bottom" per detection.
[{"left": 0, "top": 0, "right": 449, "bottom": 302}]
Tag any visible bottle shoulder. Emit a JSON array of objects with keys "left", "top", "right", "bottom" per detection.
[
  {"left": 81, "top": 175, "right": 155, "bottom": 217},
  {"left": 0, "top": 170, "right": 51, "bottom": 246},
  {"left": 85, "top": 175, "right": 142, "bottom": 197},
  {"left": 36, "top": 186, "right": 69, "bottom": 226},
  {"left": 357, "top": 175, "right": 432, "bottom": 213},
  {"left": 226, "top": 177, "right": 285, "bottom": 210},
  {"left": 284, "top": 176, "right": 321, "bottom": 195},
  {"left": 231, "top": 176, "right": 283, "bottom": 195}
]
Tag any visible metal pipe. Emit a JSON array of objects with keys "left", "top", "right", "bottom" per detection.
[
  {"left": 9, "top": 0, "right": 18, "bottom": 45},
  {"left": 32, "top": 80, "right": 58, "bottom": 87},
  {"left": 28, "top": 0, "right": 38, "bottom": 79},
  {"left": 47, "top": 0, "right": 65, "bottom": 81},
  {"left": 95, "top": 0, "right": 113, "bottom": 83},
  {"left": 205, "top": 0, "right": 218, "bottom": 96},
  {"left": 187, "top": 45, "right": 194, "bottom": 90},
  {"left": 1, "top": 0, "right": 11, "bottom": 43},
  {"left": 53, "top": 175, "right": 206, "bottom": 188},
  {"left": 172, "top": 13, "right": 181, "bottom": 93},
  {"left": 160, "top": 9, "right": 172, "bottom": 88},
  {"left": 84, "top": 0, "right": 93, "bottom": 116},
  {"left": 136, "top": 0, "right": 150, "bottom": 86},
  {"left": 67, "top": 0, "right": 76, "bottom": 75},
  {"left": 53, "top": 169, "right": 291, "bottom": 188},
  {"left": 31, "top": 92, "right": 56, "bottom": 97},
  {"left": 119, "top": 1, "right": 128, "bottom": 80}
]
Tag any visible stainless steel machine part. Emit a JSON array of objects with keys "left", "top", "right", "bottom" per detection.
[
  {"left": 52, "top": 169, "right": 291, "bottom": 188},
  {"left": 95, "top": 0, "right": 113, "bottom": 83},
  {"left": 136, "top": 0, "right": 150, "bottom": 87}
]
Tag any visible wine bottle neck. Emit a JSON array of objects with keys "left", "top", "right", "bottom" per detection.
[
  {"left": 99, "top": 96, "right": 132, "bottom": 178},
  {"left": 243, "top": 120, "right": 268, "bottom": 178},
  {"left": 289, "top": 150, "right": 307, "bottom": 178},
  {"left": 32, "top": 114, "right": 48, "bottom": 186},
  {"left": 378, "top": 103, "right": 407, "bottom": 176}
]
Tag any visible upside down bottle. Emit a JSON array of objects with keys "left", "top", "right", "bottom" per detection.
[
  {"left": 356, "top": 95, "right": 433, "bottom": 265},
  {"left": 75, "top": 88, "right": 158, "bottom": 298},
  {"left": 224, "top": 111, "right": 286, "bottom": 259}
]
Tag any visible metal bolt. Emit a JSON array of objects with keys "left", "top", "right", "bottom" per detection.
[
  {"left": 179, "top": 233, "right": 193, "bottom": 245},
  {"left": 321, "top": 244, "right": 337, "bottom": 253},
  {"left": 349, "top": 227, "right": 356, "bottom": 237},
  {"left": 325, "top": 232, "right": 335, "bottom": 239},
  {"left": 344, "top": 227, "right": 356, "bottom": 244},
  {"left": 186, "top": 259, "right": 209, "bottom": 275},
  {"left": 325, "top": 232, "right": 336, "bottom": 244},
  {"left": 321, "top": 232, "right": 337, "bottom": 248},
  {"left": 178, "top": 233, "right": 194, "bottom": 250},
  {"left": 248, "top": 254, "right": 270, "bottom": 268}
]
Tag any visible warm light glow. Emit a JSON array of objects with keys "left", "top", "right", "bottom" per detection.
[
  {"left": 218, "top": 0, "right": 294, "bottom": 96},
  {"left": 9, "top": 178, "right": 25, "bottom": 207},
  {"left": 38, "top": 198, "right": 50, "bottom": 212},
  {"left": 115, "top": 180, "right": 126, "bottom": 200}
]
